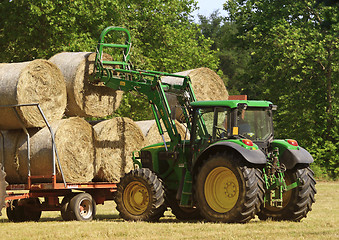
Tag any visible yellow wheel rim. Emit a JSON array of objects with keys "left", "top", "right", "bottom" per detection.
[
  {"left": 123, "top": 181, "right": 150, "bottom": 215},
  {"left": 204, "top": 167, "right": 239, "bottom": 213}
]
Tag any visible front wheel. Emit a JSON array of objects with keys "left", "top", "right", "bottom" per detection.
[
  {"left": 258, "top": 166, "right": 316, "bottom": 221},
  {"left": 115, "top": 168, "right": 165, "bottom": 221},
  {"left": 195, "top": 152, "right": 264, "bottom": 223}
]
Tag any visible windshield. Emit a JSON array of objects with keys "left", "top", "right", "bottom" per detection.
[
  {"left": 195, "top": 107, "right": 273, "bottom": 141},
  {"left": 237, "top": 108, "right": 273, "bottom": 141}
]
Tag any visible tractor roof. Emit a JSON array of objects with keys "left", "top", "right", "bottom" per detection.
[{"left": 190, "top": 100, "right": 273, "bottom": 108}]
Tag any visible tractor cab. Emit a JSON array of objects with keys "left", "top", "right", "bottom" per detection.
[{"left": 190, "top": 100, "right": 277, "bottom": 152}]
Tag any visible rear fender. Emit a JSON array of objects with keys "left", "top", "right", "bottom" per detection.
[
  {"left": 193, "top": 141, "right": 267, "bottom": 170},
  {"left": 272, "top": 140, "right": 314, "bottom": 169}
]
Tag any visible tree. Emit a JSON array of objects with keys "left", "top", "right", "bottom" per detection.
[
  {"left": 0, "top": 0, "right": 217, "bottom": 70},
  {"left": 0, "top": 0, "right": 121, "bottom": 61},
  {"left": 122, "top": 0, "right": 218, "bottom": 72},
  {"left": 198, "top": 11, "right": 252, "bottom": 95},
  {"left": 224, "top": 0, "right": 338, "bottom": 178}
]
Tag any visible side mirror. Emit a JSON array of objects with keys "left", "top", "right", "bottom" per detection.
[
  {"left": 237, "top": 103, "right": 248, "bottom": 110},
  {"left": 269, "top": 104, "right": 278, "bottom": 111}
]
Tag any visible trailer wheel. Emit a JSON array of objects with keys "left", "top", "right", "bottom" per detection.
[
  {"left": 7, "top": 198, "right": 41, "bottom": 222},
  {"left": 7, "top": 200, "right": 24, "bottom": 222},
  {"left": 68, "top": 193, "right": 96, "bottom": 221},
  {"left": 258, "top": 166, "right": 316, "bottom": 221},
  {"left": 195, "top": 152, "right": 264, "bottom": 223},
  {"left": 0, "top": 166, "right": 8, "bottom": 217},
  {"left": 115, "top": 168, "right": 165, "bottom": 221},
  {"left": 21, "top": 198, "right": 42, "bottom": 221},
  {"left": 166, "top": 192, "right": 202, "bottom": 220},
  {"left": 60, "top": 196, "right": 74, "bottom": 221}
]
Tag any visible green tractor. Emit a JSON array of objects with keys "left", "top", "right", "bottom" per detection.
[{"left": 94, "top": 26, "right": 316, "bottom": 223}]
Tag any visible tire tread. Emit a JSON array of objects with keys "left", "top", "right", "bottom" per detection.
[{"left": 115, "top": 168, "right": 165, "bottom": 221}]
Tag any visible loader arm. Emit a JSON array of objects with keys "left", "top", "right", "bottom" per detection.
[{"left": 93, "top": 26, "right": 200, "bottom": 151}]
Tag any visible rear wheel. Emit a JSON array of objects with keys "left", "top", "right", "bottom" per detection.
[
  {"left": 115, "top": 168, "right": 165, "bottom": 221},
  {"left": 0, "top": 166, "right": 8, "bottom": 217},
  {"left": 258, "top": 166, "right": 316, "bottom": 221},
  {"left": 166, "top": 192, "right": 202, "bottom": 220},
  {"left": 195, "top": 152, "right": 263, "bottom": 223}
]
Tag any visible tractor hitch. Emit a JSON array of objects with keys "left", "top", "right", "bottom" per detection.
[{"left": 263, "top": 148, "right": 301, "bottom": 208}]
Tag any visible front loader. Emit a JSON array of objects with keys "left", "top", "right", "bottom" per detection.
[{"left": 93, "top": 26, "right": 316, "bottom": 223}]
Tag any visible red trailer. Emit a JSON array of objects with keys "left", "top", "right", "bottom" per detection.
[{"left": 0, "top": 104, "right": 118, "bottom": 221}]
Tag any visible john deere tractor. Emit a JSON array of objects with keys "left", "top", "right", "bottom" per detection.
[{"left": 94, "top": 26, "right": 316, "bottom": 223}]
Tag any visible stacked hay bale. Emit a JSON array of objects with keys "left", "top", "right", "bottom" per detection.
[
  {"left": 134, "top": 120, "right": 155, "bottom": 137},
  {"left": 1, "top": 118, "right": 95, "bottom": 183},
  {"left": 135, "top": 120, "right": 189, "bottom": 147},
  {"left": 49, "top": 52, "right": 123, "bottom": 118},
  {"left": 0, "top": 60, "right": 67, "bottom": 129},
  {"left": 0, "top": 129, "right": 30, "bottom": 183},
  {"left": 0, "top": 54, "right": 227, "bottom": 185},
  {"left": 161, "top": 67, "right": 228, "bottom": 121},
  {"left": 0, "top": 52, "right": 127, "bottom": 184},
  {"left": 93, "top": 117, "right": 145, "bottom": 182},
  {"left": 0, "top": 129, "right": 38, "bottom": 183},
  {"left": 0, "top": 58, "right": 99, "bottom": 184}
]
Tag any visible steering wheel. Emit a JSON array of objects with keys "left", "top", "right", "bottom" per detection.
[{"left": 215, "top": 127, "right": 227, "bottom": 138}]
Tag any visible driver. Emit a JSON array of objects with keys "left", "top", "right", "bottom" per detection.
[{"left": 238, "top": 109, "right": 251, "bottom": 135}]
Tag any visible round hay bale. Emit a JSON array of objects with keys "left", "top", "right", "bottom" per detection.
[
  {"left": 144, "top": 120, "right": 189, "bottom": 147},
  {"left": 49, "top": 52, "right": 123, "bottom": 117},
  {"left": 134, "top": 120, "right": 155, "bottom": 137},
  {"left": 22, "top": 117, "right": 95, "bottom": 183},
  {"left": 93, "top": 117, "right": 145, "bottom": 182},
  {"left": 0, "top": 60, "right": 67, "bottom": 130},
  {"left": 0, "top": 130, "right": 32, "bottom": 183},
  {"left": 1, "top": 118, "right": 95, "bottom": 184},
  {"left": 161, "top": 67, "right": 228, "bottom": 120}
]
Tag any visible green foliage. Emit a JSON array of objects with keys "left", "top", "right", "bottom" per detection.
[
  {"left": 0, "top": 0, "right": 119, "bottom": 61},
  {"left": 0, "top": 0, "right": 218, "bottom": 70},
  {"left": 122, "top": 0, "right": 219, "bottom": 72},
  {"left": 198, "top": 11, "right": 251, "bottom": 94},
  {"left": 222, "top": 0, "right": 339, "bottom": 179},
  {"left": 112, "top": 92, "right": 153, "bottom": 121},
  {"left": 309, "top": 140, "right": 338, "bottom": 180}
]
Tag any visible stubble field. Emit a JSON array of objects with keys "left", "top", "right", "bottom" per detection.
[{"left": 0, "top": 181, "right": 338, "bottom": 240}]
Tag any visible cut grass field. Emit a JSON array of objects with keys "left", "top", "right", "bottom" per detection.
[{"left": 0, "top": 181, "right": 338, "bottom": 240}]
